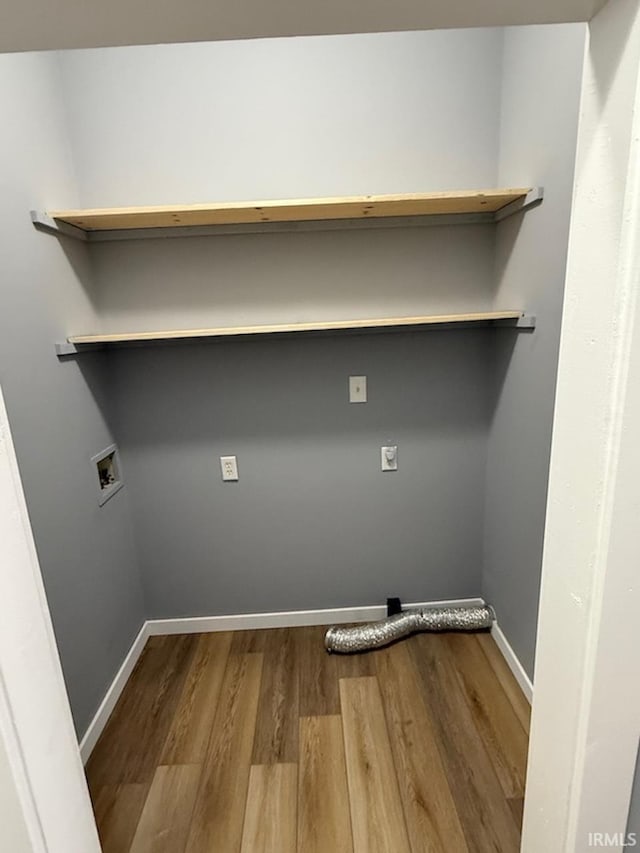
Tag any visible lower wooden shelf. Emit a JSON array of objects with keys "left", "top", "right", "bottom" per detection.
[{"left": 55, "top": 311, "right": 534, "bottom": 355}]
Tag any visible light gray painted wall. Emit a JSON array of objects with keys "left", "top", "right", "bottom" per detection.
[
  {"left": 110, "top": 332, "right": 491, "bottom": 615},
  {"left": 0, "top": 52, "right": 145, "bottom": 737},
  {"left": 90, "top": 225, "right": 497, "bottom": 335},
  {"left": 0, "top": 26, "right": 587, "bottom": 739},
  {"left": 58, "top": 29, "right": 502, "bottom": 206},
  {"left": 61, "top": 31, "right": 503, "bottom": 335},
  {"left": 0, "top": 24, "right": 589, "bottom": 749},
  {"left": 482, "top": 23, "right": 586, "bottom": 677},
  {"left": 54, "top": 27, "right": 586, "bottom": 643},
  {"left": 55, "top": 29, "right": 504, "bottom": 617}
]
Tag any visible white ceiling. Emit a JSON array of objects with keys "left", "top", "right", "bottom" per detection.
[{"left": 1, "top": 0, "right": 604, "bottom": 54}]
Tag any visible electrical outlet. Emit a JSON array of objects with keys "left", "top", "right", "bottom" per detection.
[
  {"left": 220, "top": 455, "right": 239, "bottom": 481},
  {"left": 381, "top": 446, "right": 398, "bottom": 471}
]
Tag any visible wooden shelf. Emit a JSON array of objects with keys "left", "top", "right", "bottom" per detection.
[
  {"left": 55, "top": 311, "right": 534, "bottom": 355},
  {"left": 41, "top": 189, "right": 541, "bottom": 355},
  {"left": 49, "top": 189, "right": 532, "bottom": 230},
  {"left": 33, "top": 188, "right": 542, "bottom": 242}
]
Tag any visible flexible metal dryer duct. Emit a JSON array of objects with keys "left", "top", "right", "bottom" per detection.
[{"left": 324, "top": 604, "right": 495, "bottom": 653}]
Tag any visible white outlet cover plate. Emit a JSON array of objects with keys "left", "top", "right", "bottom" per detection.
[
  {"left": 220, "top": 455, "right": 239, "bottom": 481},
  {"left": 349, "top": 375, "right": 367, "bottom": 403},
  {"left": 381, "top": 446, "right": 398, "bottom": 471}
]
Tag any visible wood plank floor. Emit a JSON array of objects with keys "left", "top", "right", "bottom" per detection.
[{"left": 86, "top": 627, "right": 529, "bottom": 852}]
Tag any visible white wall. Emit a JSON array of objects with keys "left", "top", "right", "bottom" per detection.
[
  {"left": 0, "top": 733, "right": 32, "bottom": 853},
  {"left": 523, "top": 0, "right": 640, "bottom": 846},
  {"left": 0, "top": 380, "right": 100, "bottom": 851}
]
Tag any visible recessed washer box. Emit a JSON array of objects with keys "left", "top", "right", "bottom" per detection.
[{"left": 91, "top": 444, "right": 124, "bottom": 506}]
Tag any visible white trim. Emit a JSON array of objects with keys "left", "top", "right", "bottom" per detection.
[
  {"left": 144, "top": 597, "right": 485, "bottom": 636},
  {"left": 491, "top": 623, "right": 533, "bottom": 704},
  {"left": 78, "top": 623, "right": 148, "bottom": 763},
  {"left": 0, "top": 386, "right": 101, "bottom": 852},
  {"left": 523, "top": 3, "right": 640, "bottom": 850},
  {"left": 79, "top": 596, "right": 484, "bottom": 763},
  {"left": 0, "top": 670, "right": 43, "bottom": 852}
]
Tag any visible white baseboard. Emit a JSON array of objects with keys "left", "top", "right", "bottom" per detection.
[
  {"left": 79, "top": 596, "right": 485, "bottom": 764},
  {"left": 491, "top": 622, "right": 533, "bottom": 704},
  {"left": 79, "top": 622, "right": 149, "bottom": 763},
  {"left": 145, "top": 597, "right": 486, "bottom": 636}
]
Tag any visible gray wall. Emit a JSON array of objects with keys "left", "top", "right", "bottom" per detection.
[
  {"left": 60, "top": 31, "right": 503, "bottom": 337},
  {"left": 0, "top": 26, "right": 588, "bottom": 743},
  {"left": 58, "top": 29, "right": 502, "bottom": 207},
  {"left": 482, "top": 23, "right": 586, "bottom": 677},
  {"left": 0, "top": 52, "right": 145, "bottom": 737},
  {"left": 56, "top": 29, "right": 504, "bottom": 618},
  {"left": 56, "top": 26, "right": 586, "bottom": 653},
  {"left": 110, "top": 331, "right": 492, "bottom": 615},
  {"left": 90, "top": 224, "right": 497, "bottom": 336}
]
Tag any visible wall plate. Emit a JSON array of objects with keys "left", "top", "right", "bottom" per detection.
[
  {"left": 381, "top": 445, "right": 398, "bottom": 471},
  {"left": 220, "top": 455, "right": 239, "bottom": 481},
  {"left": 349, "top": 375, "right": 367, "bottom": 403},
  {"left": 91, "top": 443, "right": 124, "bottom": 506}
]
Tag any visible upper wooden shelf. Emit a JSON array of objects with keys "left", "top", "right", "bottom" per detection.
[
  {"left": 50, "top": 189, "right": 531, "bottom": 230},
  {"left": 33, "top": 187, "right": 542, "bottom": 241}
]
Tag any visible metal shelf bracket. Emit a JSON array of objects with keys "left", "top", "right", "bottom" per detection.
[
  {"left": 30, "top": 211, "right": 89, "bottom": 242},
  {"left": 493, "top": 187, "right": 544, "bottom": 222}
]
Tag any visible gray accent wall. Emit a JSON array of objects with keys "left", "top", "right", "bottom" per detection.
[
  {"left": 0, "top": 53, "right": 145, "bottom": 737},
  {"left": 110, "top": 331, "right": 492, "bottom": 616},
  {"left": 482, "top": 23, "right": 586, "bottom": 677}
]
